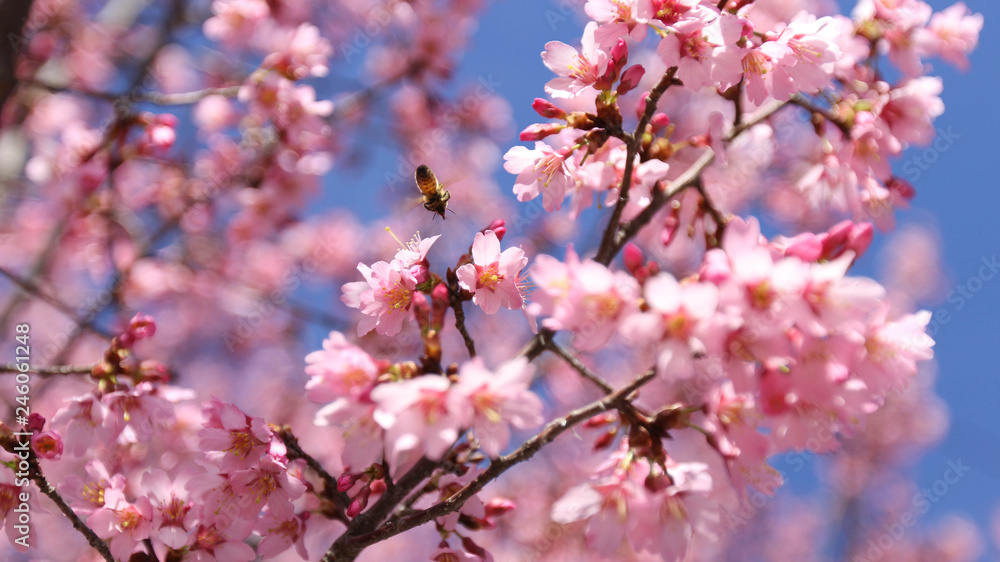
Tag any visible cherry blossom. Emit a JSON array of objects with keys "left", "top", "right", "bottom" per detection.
[{"left": 456, "top": 230, "right": 528, "bottom": 314}]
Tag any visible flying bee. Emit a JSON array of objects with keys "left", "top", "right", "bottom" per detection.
[{"left": 414, "top": 164, "right": 453, "bottom": 220}]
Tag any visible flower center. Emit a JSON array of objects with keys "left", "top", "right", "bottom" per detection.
[
  {"left": 742, "top": 50, "right": 772, "bottom": 76},
  {"left": 478, "top": 264, "right": 504, "bottom": 290},
  {"left": 117, "top": 506, "right": 142, "bottom": 530},
  {"left": 612, "top": 0, "right": 633, "bottom": 21},
  {"left": 382, "top": 280, "right": 412, "bottom": 312},
  {"left": 567, "top": 53, "right": 598, "bottom": 83},
  {"left": 228, "top": 429, "right": 255, "bottom": 458}
]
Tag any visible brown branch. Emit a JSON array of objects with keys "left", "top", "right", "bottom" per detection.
[
  {"left": 545, "top": 340, "right": 613, "bottom": 394},
  {"left": 0, "top": 0, "right": 35, "bottom": 114},
  {"left": 320, "top": 456, "right": 440, "bottom": 562},
  {"left": 789, "top": 93, "right": 852, "bottom": 136},
  {"left": 606, "top": 99, "right": 787, "bottom": 260},
  {"left": 275, "top": 426, "right": 351, "bottom": 524},
  {"left": 694, "top": 177, "right": 728, "bottom": 247},
  {"left": 0, "top": 363, "right": 93, "bottom": 377},
  {"left": 595, "top": 67, "right": 677, "bottom": 265},
  {"left": 28, "top": 453, "right": 114, "bottom": 561},
  {"left": 446, "top": 272, "right": 476, "bottom": 357},
  {"left": 324, "top": 370, "right": 657, "bottom": 560},
  {"left": 0, "top": 265, "right": 112, "bottom": 339},
  {"left": 140, "top": 85, "right": 242, "bottom": 106}
]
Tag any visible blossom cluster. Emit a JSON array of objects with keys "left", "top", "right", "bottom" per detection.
[{"left": 0, "top": 0, "right": 984, "bottom": 560}]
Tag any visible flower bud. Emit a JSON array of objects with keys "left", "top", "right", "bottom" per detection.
[
  {"left": 128, "top": 313, "right": 156, "bottom": 341},
  {"left": 532, "top": 98, "right": 567, "bottom": 119},
  {"left": 617, "top": 65, "right": 645, "bottom": 96},
  {"left": 337, "top": 472, "right": 359, "bottom": 493},
  {"left": 26, "top": 413, "right": 45, "bottom": 432},
  {"left": 520, "top": 122, "right": 564, "bottom": 141},
  {"left": 346, "top": 485, "right": 371, "bottom": 518},
  {"left": 623, "top": 243, "right": 645, "bottom": 276}
]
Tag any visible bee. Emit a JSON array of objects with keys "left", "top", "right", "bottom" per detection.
[{"left": 414, "top": 164, "right": 453, "bottom": 220}]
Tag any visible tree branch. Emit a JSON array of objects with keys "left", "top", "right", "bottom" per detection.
[
  {"left": 789, "top": 93, "right": 852, "bottom": 136},
  {"left": 606, "top": 99, "right": 787, "bottom": 261},
  {"left": 595, "top": 67, "right": 677, "bottom": 265},
  {"left": 275, "top": 426, "right": 351, "bottom": 523},
  {"left": 326, "top": 369, "right": 656, "bottom": 559},
  {"left": 28, "top": 453, "right": 114, "bottom": 561},
  {"left": 0, "top": 363, "right": 93, "bottom": 377}
]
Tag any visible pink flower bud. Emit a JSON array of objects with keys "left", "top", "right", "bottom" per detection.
[
  {"left": 532, "top": 98, "right": 567, "bottom": 119},
  {"left": 460, "top": 536, "right": 489, "bottom": 559},
  {"left": 128, "top": 313, "right": 156, "bottom": 341},
  {"left": 635, "top": 91, "right": 650, "bottom": 120},
  {"left": 519, "top": 122, "right": 564, "bottom": 141},
  {"left": 347, "top": 485, "right": 371, "bottom": 518},
  {"left": 617, "top": 64, "right": 645, "bottom": 96},
  {"left": 623, "top": 243, "right": 644, "bottom": 276},
  {"left": 650, "top": 113, "right": 670, "bottom": 132},
  {"left": 413, "top": 292, "right": 431, "bottom": 332},
  {"left": 887, "top": 176, "right": 916, "bottom": 200},
  {"left": 369, "top": 479, "right": 387, "bottom": 495},
  {"left": 139, "top": 360, "right": 170, "bottom": 383},
  {"left": 26, "top": 413, "right": 45, "bottom": 432},
  {"left": 337, "top": 472, "right": 359, "bottom": 492},
  {"left": 32, "top": 431, "right": 63, "bottom": 459},
  {"left": 847, "top": 222, "right": 874, "bottom": 258},
  {"left": 610, "top": 39, "right": 629, "bottom": 70},
  {"left": 485, "top": 218, "right": 505, "bottom": 236},
  {"left": 484, "top": 497, "right": 516, "bottom": 518},
  {"left": 782, "top": 233, "right": 823, "bottom": 262}
]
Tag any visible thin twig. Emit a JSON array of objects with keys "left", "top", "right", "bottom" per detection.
[
  {"left": 275, "top": 427, "right": 351, "bottom": 523},
  {"left": 0, "top": 266, "right": 112, "bottom": 338},
  {"left": 545, "top": 340, "right": 613, "bottom": 394},
  {"left": 607, "top": 99, "right": 787, "bottom": 261},
  {"left": 0, "top": 363, "right": 93, "bottom": 377},
  {"left": 595, "top": 67, "right": 677, "bottom": 265},
  {"left": 140, "top": 85, "right": 242, "bottom": 105},
  {"left": 320, "top": 456, "right": 440, "bottom": 562},
  {"left": 446, "top": 277, "right": 476, "bottom": 357},
  {"left": 789, "top": 93, "right": 852, "bottom": 136},
  {"left": 28, "top": 454, "right": 114, "bottom": 561},
  {"left": 323, "top": 370, "right": 656, "bottom": 560}
]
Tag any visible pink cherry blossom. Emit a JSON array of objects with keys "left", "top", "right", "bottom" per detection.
[
  {"left": 198, "top": 399, "right": 273, "bottom": 472},
  {"left": 529, "top": 247, "right": 641, "bottom": 351},
  {"left": 305, "top": 331, "right": 381, "bottom": 401},
  {"left": 503, "top": 141, "right": 575, "bottom": 212},
  {"left": 542, "top": 22, "right": 609, "bottom": 98},
  {"left": 451, "top": 358, "right": 543, "bottom": 457},
  {"left": 371, "top": 375, "right": 463, "bottom": 474},
  {"left": 342, "top": 259, "right": 418, "bottom": 336},
  {"left": 141, "top": 469, "right": 197, "bottom": 561},
  {"left": 923, "top": 1, "right": 982, "bottom": 70},
  {"left": 456, "top": 230, "right": 528, "bottom": 314},
  {"left": 586, "top": 0, "right": 655, "bottom": 46},
  {"left": 255, "top": 510, "right": 310, "bottom": 559},
  {"left": 87, "top": 490, "right": 154, "bottom": 561},
  {"left": 229, "top": 455, "right": 306, "bottom": 522},
  {"left": 657, "top": 9, "right": 745, "bottom": 91}
]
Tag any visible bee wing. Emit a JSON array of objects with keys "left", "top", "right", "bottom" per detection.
[{"left": 399, "top": 194, "right": 426, "bottom": 216}]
